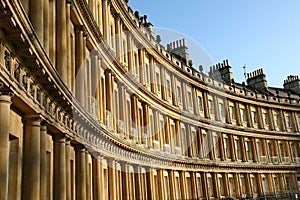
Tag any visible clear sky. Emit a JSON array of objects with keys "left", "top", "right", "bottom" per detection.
[{"left": 128, "top": 0, "right": 300, "bottom": 87}]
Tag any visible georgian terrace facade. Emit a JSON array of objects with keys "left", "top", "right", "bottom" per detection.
[{"left": 0, "top": 0, "right": 299, "bottom": 199}]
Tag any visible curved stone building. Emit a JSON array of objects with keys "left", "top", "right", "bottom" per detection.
[{"left": 0, "top": 0, "right": 299, "bottom": 199}]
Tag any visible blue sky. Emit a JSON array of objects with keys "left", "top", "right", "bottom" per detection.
[{"left": 128, "top": 0, "right": 300, "bottom": 87}]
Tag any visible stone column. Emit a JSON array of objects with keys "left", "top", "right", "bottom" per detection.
[
  {"left": 56, "top": 0, "right": 68, "bottom": 83},
  {"left": 30, "top": 0, "right": 43, "bottom": 43},
  {"left": 149, "top": 57, "right": 156, "bottom": 93},
  {"left": 179, "top": 171, "right": 187, "bottom": 200},
  {"left": 75, "top": 145, "right": 87, "bottom": 200},
  {"left": 108, "top": 158, "right": 116, "bottom": 200},
  {"left": 43, "top": 0, "right": 49, "bottom": 53},
  {"left": 181, "top": 81, "right": 187, "bottom": 110},
  {"left": 131, "top": 95, "right": 138, "bottom": 143},
  {"left": 201, "top": 172, "right": 209, "bottom": 199},
  {"left": 213, "top": 95, "right": 220, "bottom": 121},
  {"left": 234, "top": 173, "right": 241, "bottom": 198},
  {"left": 171, "top": 75, "right": 178, "bottom": 106},
  {"left": 219, "top": 133, "right": 226, "bottom": 161},
  {"left": 85, "top": 151, "right": 91, "bottom": 200},
  {"left": 234, "top": 101, "right": 242, "bottom": 126},
  {"left": 105, "top": 69, "right": 113, "bottom": 128},
  {"left": 121, "top": 162, "right": 129, "bottom": 199},
  {"left": 192, "top": 87, "right": 199, "bottom": 115},
  {"left": 102, "top": 0, "right": 109, "bottom": 39},
  {"left": 212, "top": 173, "right": 220, "bottom": 198},
  {"left": 246, "top": 104, "right": 253, "bottom": 127},
  {"left": 146, "top": 167, "right": 153, "bottom": 200},
  {"left": 252, "top": 138, "right": 259, "bottom": 162},
  {"left": 143, "top": 102, "right": 151, "bottom": 147},
  {"left": 190, "top": 172, "right": 198, "bottom": 199},
  {"left": 22, "top": 115, "right": 41, "bottom": 200},
  {"left": 229, "top": 134, "right": 237, "bottom": 161},
  {"left": 168, "top": 170, "right": 176, "bottom": 200},
  {"left": 257, "top": 106, "right": 264, "bottom": 129},
  {"left": 0, "top": 92, "right": 13, "bottom": 200},
  {"left": 268, "top": 108, "right": 275, "bottom": 130},
  {"left": 157, "top": 169, "right": 165, "bottom": 200},
  {"left": 245, "top": 174, "right": 252, "bottom": 196},
  {"left": 223, "top": 173, "right": 230, "bottom": 197},
  {"left": 203, "top": 91, "right": 210, "bottom": 119},
  {"left": 126, "top": 32, "right": 133, "bottom": 72},
  {"left": 65, "top": 139, "right": 72, "bottom": 200},
  {"left": 40, "top": 122, "right": 47, "bottom": 200},
  {"left": 224, "top": 98, "right": 231, "bottom": 124},
  {"left": 92, "top": 156, "right": 101, "bottom": 200},
  {"left": 134, "top": 165, "right": 142, "bottom": 200},
  {"left": 115, "top": 13, "right": 122, "bottom": 61},
  {"left": 118, "top": 83, "right": 126, "bottom": 134},
  {"left": 240, "top": 137, "right": 247, "bottom": 162},
  {"left": 91, "top": 51, "right": 99, "bottom": 116},
  {"left": 53, "top": 134, "right": 67, "bottom": 200},
  {"left": 66, "top": 1, "right": 72, "bottom": 88},
  {"left": 75, "top": 25, "right": 86, "bottom": 106}
]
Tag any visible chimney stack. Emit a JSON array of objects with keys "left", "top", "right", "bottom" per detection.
[
  {"left": 167, "top": 38, "right": 189, "bottom": 65},
  {"left": 210, "top": 59, "right": 233, "bottom": 84},
  {"left": 283, "top": 75, "right": 300, "bottom": 94},
  {"left": 246, "top": 68, "right": 268, "bottom": 91}
]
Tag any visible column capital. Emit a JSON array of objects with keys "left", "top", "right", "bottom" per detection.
[
  {"left": 0, "top": 81, "right": 14, "bottom": 98},
  {"left": 23, "top": 114, "right": 42, "bottom": 126},
  {"left": 53, "top": 133, "right": 67, "bottom": 143},
  {"left": 75, "top": 25, "right": 85, "bottom": 33}
]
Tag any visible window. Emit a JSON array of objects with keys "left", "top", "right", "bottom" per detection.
[
  {"left": 251, "top": 111, "right": 257, "bottom": 123},
  {"left": 177, "top": 86, "right": 182, "bottom": 103},
  {"left": 251, "top": 177, "right": 257, "bottom": 194},
  {"left": 240, "top": 175, "right": 246, "bottom": 195},
  {"left": 240, "top": 109, "right": 246, "bottom": 122},
  {"left": 218, "top": 177, "right": 224, "bottom": 196},
  {"left": 213, "top": 135, "right": 220, "bottom": 158},
  {"left": 229, "top": 177, "right": 234, "bottom": 196},
  {"left": 256, "top": 141, "right": 262, "bottom": 157},
  {"left": 208, "top": 100, "right": 214, "bottom": 114},
  {"left": 274, "top": 114, "right": 279, "bottom": 127},
  {"left": 286, "top": 115, "right": 291, "bottom": 128},
  {"left": 268, "top": 142, "right": 273, "bottom": 157},
  {"left": 235, "top": 139, "right": 241, "bottom": 160},
  {"left": 262, "top": 113, "right": 268, "bottom": 125},
  {"left": 245, "top": 140, "right": 252, "bottom": 160},
  {"left": 166, "top": 79, "right": 171, "bottom": 98},
  {"left": 219, "top": 103, "right": 225, "bottom": 118},
  {"left": 207, "top": 176, "right": 213, "bottom": 198},
  {"left": 286, "top": 177, "right": 291, "bottom": 191},
  {"left": 156, "top": 73, "right": 160, "bottom": 92},
  {"left": 262, "top": 177, "right": 268, "bottom": 193},
  {"left": 196, "top": 176, "right": 202, "bottom": 198},
  {"left": 292, "top": 144, "right": 297, "bottom": 162},
  {"left": 279, "top": 143, "right": 285, "bottom": 158},
  {"left": 145, "top": 64, "right": 150, "bottom": 84},
  {"left": 229, "top": 106, "right": 235, "bottom": 120},
  {"left": 187, "top": 91, "right": 192, "bottom": 107},
  {"left": 202, "top": 134, "right": 208, "bottom": 158},
  {"left": 223, "top": 137, "right": 231, "bottom": 159},
  {"left": 198, "top": 96, "right": 203, "bottom": 111}
]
